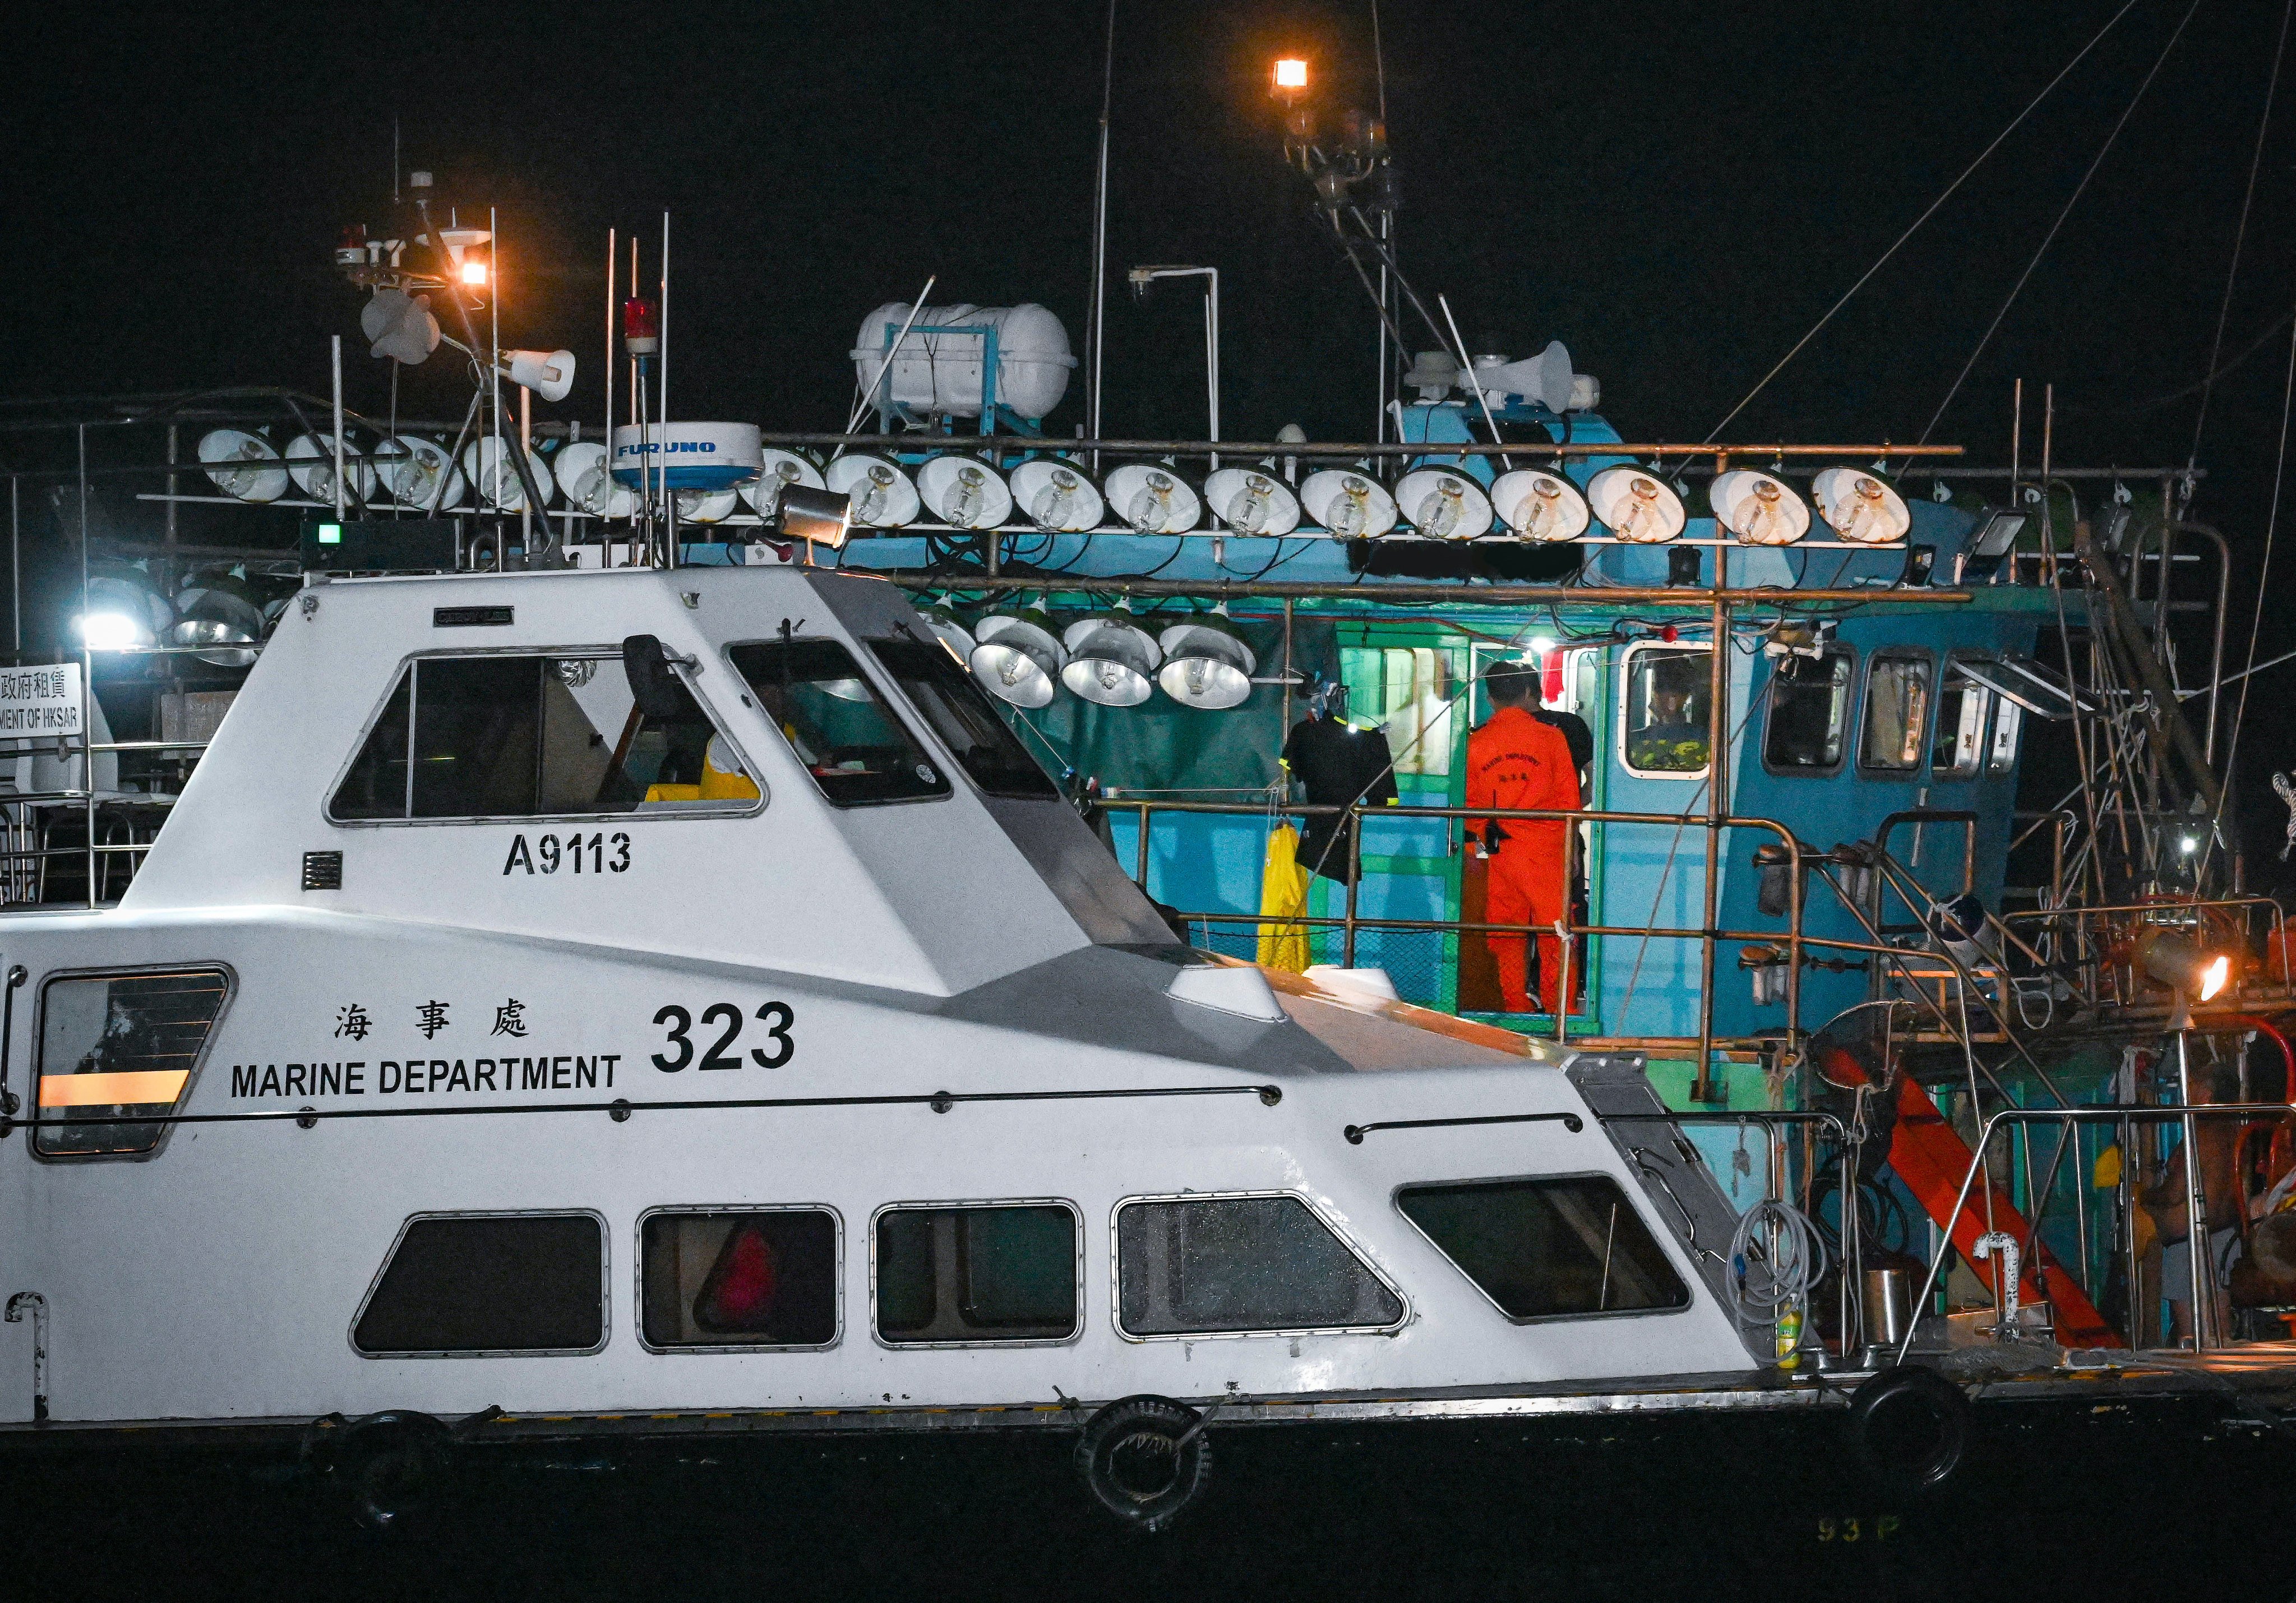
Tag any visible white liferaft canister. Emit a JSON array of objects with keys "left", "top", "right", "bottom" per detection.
[{"left": 850, "top": 303, "right": 1076, "bottom": 422}]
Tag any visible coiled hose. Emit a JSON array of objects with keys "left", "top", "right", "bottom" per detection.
[{"left": 1728, "top": 1199, "right": 1830, "bottom": 1334}]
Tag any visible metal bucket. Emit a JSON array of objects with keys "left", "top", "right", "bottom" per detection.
[{"left": 1863, "top": 1265, "right": 1919, "bottom": 1348}]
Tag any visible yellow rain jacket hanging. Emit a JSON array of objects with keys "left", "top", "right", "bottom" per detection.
[{"left": 1257, "top": 823, "right": 1313, "bottom": 973}]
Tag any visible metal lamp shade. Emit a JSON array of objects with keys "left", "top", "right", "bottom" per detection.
[
  {"left": 1011, "top": 459, "right": 1106, "bottom": 533},
  {"left": 198, "top": 429, "right": 289, "bottom": 503},
  {"left": 170, "top": 581, "right": 266, "bottom": 667},
  {"left": 918, "top": 456, "right": 1015, "bottom": 531},
  {"left": 1105, "top": 464, "right": 1203, "bottom": 534},
  {"left": 1156, "top": 618, "right": 1257, "bottom": 709},
  {"left": 1060, "top": 614, "right": 1162, "bottom": 707},
  {"left": 1300, "top": 469, "right": 1398, "bottom": 538},
  {"left": 918, "top": 605, "right": 977, "bottom": 662},
  {"left": 1491, "top": 469, "right": 1591, "bottom": 542},
  {"left": 1396, "top": 469, "right": 1494, "bottom": 541},
  {"left": 968, "top": 611, "right": 1067, "bottom": 708}
]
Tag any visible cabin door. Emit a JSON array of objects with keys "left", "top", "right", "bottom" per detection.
[
  {"left": 1318, "top": 636, "right": 1467, "bottom": 1010},
  {"left": 1454, "top": 642, "right": 1602, "bottom": 1022}
]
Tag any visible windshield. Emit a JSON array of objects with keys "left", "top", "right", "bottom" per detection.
[
  {"left": 727, "top": 639, "right": 950, "bottom": 806},
  {"left": 868, "top": 636, "right": 1060, "bottom": 800}
]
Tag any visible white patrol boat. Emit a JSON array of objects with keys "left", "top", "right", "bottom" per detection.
[{"left": 0, "top": 561, "right": 1801, "bottom": 1531}]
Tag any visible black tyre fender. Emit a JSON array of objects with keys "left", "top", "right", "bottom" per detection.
[
  {"left": 1845, "top": 1365, "right": 1971, "bottom": 1491},
  {"left": 339, "top": 1410, "right": 450, "bottom": 1533},
  {"left": 1075, "top": 1395, "right": 1213, "bottom": 1533}
]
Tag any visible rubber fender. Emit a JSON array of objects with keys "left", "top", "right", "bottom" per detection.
[
  {"left": 1845, "top": 1365, "right": 1971, "bottom": 1491},
  {"left": 340, "top": 1409, "right": 450, "bottom": 1533},
  {"left": 1075, "top": 1395, "right": 1213, "bottom": 1533}
]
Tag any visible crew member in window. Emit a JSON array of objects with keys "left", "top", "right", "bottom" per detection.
[
  {"left": 1630, "top": 659, "right": 1709, "bottom": 770},
  {"left": 1466, "top": 663, "right": 1580, "bottom": 1013}
]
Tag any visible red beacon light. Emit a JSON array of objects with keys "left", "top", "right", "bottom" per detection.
[{"left": 622, "top": 297, "right": 660, "bottom": 358}]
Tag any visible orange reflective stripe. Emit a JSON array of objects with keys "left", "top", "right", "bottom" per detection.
[{"left": 38, "top": 1070, "right": 188, "bottom": 1108}]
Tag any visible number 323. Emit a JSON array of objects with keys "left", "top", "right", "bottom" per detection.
[{"left": 652, "top": 1001, "right": 796, "bottom": 1071}]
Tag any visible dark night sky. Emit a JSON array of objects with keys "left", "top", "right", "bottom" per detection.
[{"left": 7, "top": 0, "right": 2296, "bottom": 841}]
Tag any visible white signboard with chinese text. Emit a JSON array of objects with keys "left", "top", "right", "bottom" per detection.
[{"left": 0, "top": 664, "right": 82, "bottom": 738}]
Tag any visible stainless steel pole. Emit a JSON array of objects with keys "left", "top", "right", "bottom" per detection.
[
  {"left": 1085, "top": 0, "right": 1116, "bottom": 458},
  {"left": 1204, "top": 270, "right": 1219, "bottom": 474},
  {"left": 1693, "top": 506, "right": 1729, "bottom": 1102},
  {"left": 331, "top": 335, "right": 347, "bottom": 524},
  {"left": 660, "top": 211, "right": 673, "bottom": 571},
  {"left": 2176, "top": 1025, "right": 2212, "bottom": 1350},
  {"left": 520, "top": 384, "right": 533, "bottom": 561},
  {"left": 605, "top": 227, "right": 616, "bottom": 497},
  {"left": 77, "top": 426, "right": 93, "bottom": 909}
]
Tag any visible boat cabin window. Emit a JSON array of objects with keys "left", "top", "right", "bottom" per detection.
[
  {"left": 1988, "top": 697, "right": 2024, "bottom": 773},
  {"left": 1621, "top": 645, "right": 1711, "bottom": 777},
  {"left": 728, "top": 639, "right": 953, "bottom": 807},
  {"left": 330, "top": 653, "right": 759, "bottom": 822},
  {"left": 872, "top": 1203, "right": 1079, "bottom": 1345},
  {"left": 1858, "top": 651, "right": 1933, "bottom": 774},
  {"left": 1115, "top": 1194, "right": 1405, "bottom": 1337},
  {"left": 1397, "top": 1176, "right": 1689, "bottom": 1321},
  {"left": 866, "top": 636, "right": 1060, "bottom": 800},
  {"left": 1761, "top": 649, "right": 1854, "bottom": 774},
  {"left": 33, "top": 967, "right": 230, "bottom": 1157},
  {"left": 352, "top": 1212, "right": 606, "bottom": 1356},
  {"left": 1932, "top": 655, "right": 1991, "bottom": 779},
  {"left": 640, "top": 1208, "right": 839, "bottom": 1350}
]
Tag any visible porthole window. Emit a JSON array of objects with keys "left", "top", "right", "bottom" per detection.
[
  {"left": 1620, "top": 645, "right": 1712, "bottom": 778},
  {"left": 872, "top": 1203, "right": 1080, "bottom": 1346},
  {"left": 1397, "top": 1176, "right": 1688, "bottom": 1321},
  {"left": 1761, "top": 649, "right": 1854, "bottom": 775},
  {"left": 330, "top": 652, "right": 760, "bottom": 823},
  {"left": 1858, "top": 652, "right": 1933, "bottom": 774},
  {"left": 866, "top": 637, "right": 1060, "bottom": 799},
  {"left": 33, "top": 967, "right": 230, "bottom": 1157},
  {"left": 1115, "top": 1193, "right": 1404, "bottom": 1337},
  {"left": 640, "top": 1208, "right": 839, "bottom": 1350},
  {"left": 1988, "top": 697, "right": 2024, "bottom": 773},
  {"left": 1931, "top": 656, "right": 1992, "bottom": 779},
  {"left": 352, "top": 1212, "right": 606, "bottom": 1356},
  {"left": 728, "top": 639, "right": 953, "bottom": 807}
]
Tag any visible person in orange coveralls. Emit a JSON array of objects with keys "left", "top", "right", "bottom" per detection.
[{"left": 1467, "top": 662, "right": 1582, "bottom": 1013}]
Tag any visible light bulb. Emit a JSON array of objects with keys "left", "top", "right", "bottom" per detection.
[
  {"left": 1226, "top": 474, "right": 1275, "bottom": 533},
  {"left": 461, "top": 259, "right": 488, "bottom": 287},
  {"left": 1126, "top": 470, "right": 1175, "bottom": 532},
  {"left": 1420, "top": 478, "right": 1467, "bottom": 540},
  {"left": 948, "top": 464, "right": 986, "bottom": 525},
  {"left": 854, "top": 465, "right": 894, "bottom": 525},
  {"left": 1032, "top": 468, "right": 1081, "bottom": 528},
  {"left": 1536, "top": 477, "right": 1582, "bottom": 538},
  {"left": 1620, "top": 475, "right": 1662, "bottom": 538},
  {"left": 757, "top": 460, "right": 801, "bottom": 516},
  {"left": 76, "top": 612, "right": 145, "bottom": 651},
  {"left": 1328, "top": 475, "right": 1371, "bottom": 537}
]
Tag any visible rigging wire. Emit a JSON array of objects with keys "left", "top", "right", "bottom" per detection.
[
  {"left": 2189, "top": 0, "right": 2295, "bottom": 473},
  {"left": 1703, "top": 0, "right": 2147, "bottom": 443},
  {"left": 1917, "top": 0, "right": 2205, "bottom": 447},
  {"left": 2087, "top": 297, "right": 2296, "bottom": 412},
  {"left": 2216, "top": 313, "right": 2296, "bottom": 821}
]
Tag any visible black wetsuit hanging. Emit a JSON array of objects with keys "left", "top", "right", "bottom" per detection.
[{"left": 1282, "top": 715, "right": 1399, "bottom": 884}]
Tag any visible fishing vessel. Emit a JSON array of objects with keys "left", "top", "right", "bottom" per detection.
[{"left": 1, "top": 101, "right": 2294, "bottom": 1589}]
